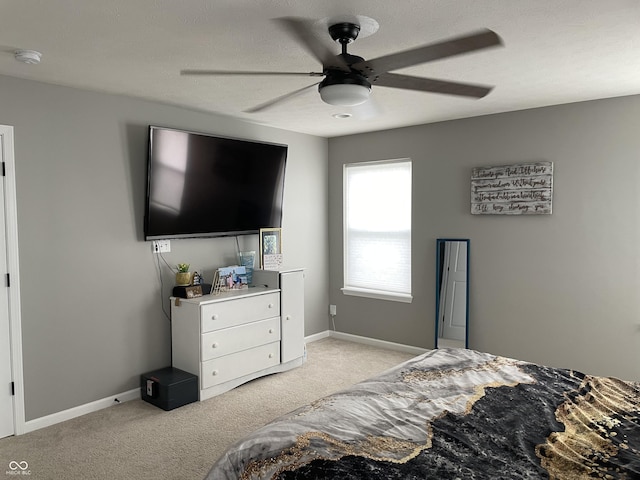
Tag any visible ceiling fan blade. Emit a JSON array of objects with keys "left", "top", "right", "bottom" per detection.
[
  {"left": 353, "top": 29, "right": 502, "bottom": 75},
  {"left": 274, "top": 17, "right": 350, "bottom": 72},
  {"left": 244, "top": 82, "right": 321, "bottom": 113},
  {"left": 181, "top": 69, "right": 324, "bottom": 77},
  {"left": 374, "top": 72, "right": 493, "bottom": 98}
]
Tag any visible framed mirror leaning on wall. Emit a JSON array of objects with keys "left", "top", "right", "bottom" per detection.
[{"left": 435, "top": 239, "right": 470, "bottom": 349}]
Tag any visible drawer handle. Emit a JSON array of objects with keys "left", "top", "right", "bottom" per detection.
[
  {"left": 268, "top": 303, "right": 274, "bottom": 309},
  {"left": 211, "top": 314, "right": 218, "bottom": 320},
  {"left": 286, "top": 315, "right": 291, "bottom": 321},
  {"left": 268, "top": 353, "right": 273, "bottom": 359},
  {"left": 269, "top": 328, "right": 274, "bottom": 334},
  {"left": 212, "top": 370, "right": 219, "bottom": 376},
  {"left": 212, "top": 342, "right": 219, "bottom": 349}
]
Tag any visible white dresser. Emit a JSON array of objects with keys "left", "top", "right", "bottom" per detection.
[{"left": 171, "top": 268, "right": 304, "bottom": 401}]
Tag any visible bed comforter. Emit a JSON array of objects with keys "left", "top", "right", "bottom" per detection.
[{"left": 206, "top": 348, "right": 640, "bottom": 479}]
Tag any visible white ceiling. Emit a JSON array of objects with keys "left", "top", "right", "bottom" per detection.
[{"left": 1, "top": 1, "right": 639, "bottom": 138}]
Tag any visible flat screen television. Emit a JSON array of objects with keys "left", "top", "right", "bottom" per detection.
[{"left": 144, "top": 126, "right": 287, "bottom": 240}]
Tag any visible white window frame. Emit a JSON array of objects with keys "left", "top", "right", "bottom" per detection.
[{"left": 341, "top": 158, "right": 412, "bottom": 303}]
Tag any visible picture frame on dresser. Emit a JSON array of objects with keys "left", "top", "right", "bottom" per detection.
[{"left": 259, "top": 228, "right": 282, "bottom": 268}]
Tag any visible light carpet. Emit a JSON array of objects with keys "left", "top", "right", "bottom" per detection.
[{"left": 0, "top": 337, "right": 417, "bottom": 480}]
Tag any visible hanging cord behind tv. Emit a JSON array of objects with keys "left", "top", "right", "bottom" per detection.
[
  {"left": 154, "top": 251, "right": 174, "bottom": 364},
  {"left": 154, "top": 252, "right": 173, "bottom": 322}
]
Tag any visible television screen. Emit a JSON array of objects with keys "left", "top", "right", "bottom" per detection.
[{"left": 144, "top": 126, "right": 287, "bottom": 240}]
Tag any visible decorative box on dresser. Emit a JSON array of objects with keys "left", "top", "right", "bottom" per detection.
[{"left": 171, "top": 267, "right": 305, "bottom": 401}]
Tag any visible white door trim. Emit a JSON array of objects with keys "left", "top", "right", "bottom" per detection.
[{"left": 1, "top": 125, "right": 25, "bottom": 435}]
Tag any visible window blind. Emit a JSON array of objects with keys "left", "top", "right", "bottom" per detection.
[{"left": 343, "top": 159, "right": 412, "bottom": 299}]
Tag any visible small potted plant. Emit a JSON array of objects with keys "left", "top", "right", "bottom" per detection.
[{"left": 176, "top": 263, "right": 192, "bottom": 286}]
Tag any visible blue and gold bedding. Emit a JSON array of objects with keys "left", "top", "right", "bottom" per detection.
[{"left": 206, "top": 348, "right": 640, "bottom": 479}]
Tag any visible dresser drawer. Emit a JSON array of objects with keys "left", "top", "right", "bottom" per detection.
[
  {"left": 201, "top": 342, "right": 280, "bottom": 389},
  {"left": 201, "top": 292, "right": 280, "bottom": 333},
  {"left": 201, "top": 317, "right": 280, "bottom": 361}
]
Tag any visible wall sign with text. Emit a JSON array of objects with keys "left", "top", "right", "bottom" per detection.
[{"left": 471, "top": 161, "right": 553, "bottom": 215}]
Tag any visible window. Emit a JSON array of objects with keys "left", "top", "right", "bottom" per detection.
[{"left": 342, "top": 159, "right": 412, "bottom": 303}]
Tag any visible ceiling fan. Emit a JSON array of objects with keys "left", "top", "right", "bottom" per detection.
[{"left": 181, "top": 17, "right": 503, "bottom": 113}]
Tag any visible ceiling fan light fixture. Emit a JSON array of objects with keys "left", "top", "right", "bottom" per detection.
[
  {"left": 183, "top": 18, "right": 501, "bottom": 114},
  {"left": 319, "top": 84, "right": 370, "bottom": 106}
]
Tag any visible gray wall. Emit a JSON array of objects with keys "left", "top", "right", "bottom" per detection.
[
  {"left": 5, "top": 70, "right": 639, "bottom": 421},
  {"left": 0, "top": 74, "right": 329, "bottom": 421},
  {"left": 329, "top": 96, "right": 640, "bottom": 382}
]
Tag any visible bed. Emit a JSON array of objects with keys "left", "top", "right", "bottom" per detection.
[{"left": 205, "top": 348, "right": 640, "bottom": 479}]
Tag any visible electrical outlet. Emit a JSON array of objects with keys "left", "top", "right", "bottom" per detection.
[
  {"left": 152, "top": 240, "right": 171, "bottom": 254},
  {"left": 329, "top": 304, "right": 337, "bottom": 316}
]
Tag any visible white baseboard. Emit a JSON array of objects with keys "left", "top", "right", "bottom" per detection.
[
  {"left": 307, "top": 329, "right": 428, "bottom": 356},
  {"left": 23, "top": 388, "right": 140, "bottom": 434},
  {"left": 304, "top": 330, "right": 331, "bottom": 343},
  {"left": 22, "top": 331, "right": 424, "bottom": 435}
]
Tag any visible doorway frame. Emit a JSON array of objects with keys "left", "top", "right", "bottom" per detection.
[{"left": 1, "top": 125, "right": 25, "bottom": 435}]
